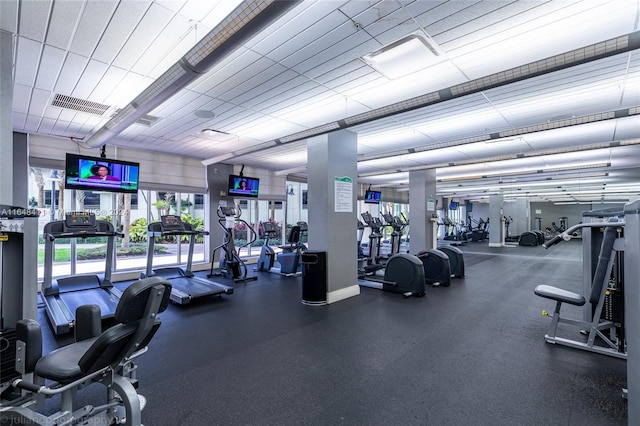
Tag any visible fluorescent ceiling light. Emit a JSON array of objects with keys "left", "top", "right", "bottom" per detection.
[
  {"left": 438, "top": 162, "right": 611, "bottom": 182},
  {"left": 201, "top": 153, "right": 234, "bottom": 166},
  {"left": 274, "top": 165, "right": 307, "bottom": 176},
  {"left": 361, "top": 34, "right": 440, "bottom": 79}
]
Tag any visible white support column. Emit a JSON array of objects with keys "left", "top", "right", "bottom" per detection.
[
  {"left": 408, "top": 169, "right": 437, "bottom": 252},
  {"left": 307, "top": 130, "right": 359, "bottom": 304}
]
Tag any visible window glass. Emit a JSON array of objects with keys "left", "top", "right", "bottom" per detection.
[{"left": 29, "top": 166, "right": 205, "bottom": 280}]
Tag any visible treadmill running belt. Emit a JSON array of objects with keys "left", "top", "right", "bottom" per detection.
[{"left": 59, "top": 288, "right": 119, "bottom": 318}]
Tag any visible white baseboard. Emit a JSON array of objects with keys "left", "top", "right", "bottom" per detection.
[{"left": 327, "top": 284, "right": 360, "bottom": 304}]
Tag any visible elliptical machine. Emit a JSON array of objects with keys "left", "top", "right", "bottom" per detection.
[
  {"left": 209, "top": 206, "right": 258, "bottom": 283},
  {"left": 358, "top": 212, "right": 425, "bottom": 297}
]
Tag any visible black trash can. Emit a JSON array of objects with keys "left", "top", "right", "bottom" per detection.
[{"left": 301, "top": 251, "right": 327, "bottom": 306}]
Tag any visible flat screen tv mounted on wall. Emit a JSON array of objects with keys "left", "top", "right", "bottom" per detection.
[
  {"left": 228, "top": 174, "right": 260, "bottom": 198},
  {"left": 364, "top": 190, "right": 381, "bottom": 204},
  {"left": 64, "top": 153, "right": 140, "bottom": 194}
]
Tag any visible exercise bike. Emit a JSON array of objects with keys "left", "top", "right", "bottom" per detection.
[{"left": 209, "top": 206, "right": 258, "bottom": 283}]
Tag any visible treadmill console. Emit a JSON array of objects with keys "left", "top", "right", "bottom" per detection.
[
  {"left": 160, "top": 215, "right": 184, "bottom": 231},
  {"left": 64, "top": 212, "right": 97, "bottom": 229}
]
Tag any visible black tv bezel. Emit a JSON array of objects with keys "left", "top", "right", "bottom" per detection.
[
  {"left": 228, "top": 174, "right": 260, "bottom": 198},
  {"left": 364, "top": 190, "right": 382, "bottom": 204},
  {"left": 64, "top": 153, "right": 140, "bottom": 194}
]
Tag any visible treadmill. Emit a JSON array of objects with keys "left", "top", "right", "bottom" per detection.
[
  {"left": 41, "top": 212, "right": 123, "bottom": 335},
  {"left": 143, "top": 215, "right": 233, "bottom": 304}
]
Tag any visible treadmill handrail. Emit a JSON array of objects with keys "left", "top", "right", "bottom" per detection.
[
  {"left": 146, "top": 229, "right": 209, "bottom": 237},
  {"left": 45, "top": 230, "right": 123, "bottom": 241}
]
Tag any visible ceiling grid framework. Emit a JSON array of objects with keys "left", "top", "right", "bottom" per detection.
[{"left": 4, "top": 0, "right": 640, "bottom": 203}]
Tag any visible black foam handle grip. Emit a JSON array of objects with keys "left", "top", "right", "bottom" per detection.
[{"left": 14, "top": 380, "right": 43, "bottom": 393}]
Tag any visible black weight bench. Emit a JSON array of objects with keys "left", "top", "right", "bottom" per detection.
[{"left": 1, "top": 277, "right": 172, "bottom": 426}]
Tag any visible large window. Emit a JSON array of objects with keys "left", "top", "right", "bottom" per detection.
[{"left": 29, "top": 167, "right": 205, "bottom": 281}]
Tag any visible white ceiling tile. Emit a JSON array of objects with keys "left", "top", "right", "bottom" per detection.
[
  {"left": 73, "top": 59, "right": 110, "bottom": 100},
  {"left": 42, "top": 105, "right": 61, "bottom": 121},
  {"left": 155, "top": 0, "right": 188, "bottom": 14},
  {"left": 57, "top": 108, "right": 78, "bottom": 123},
  {"left": 34, "top": 45, "right": 66, "bottom": 91},
  {"left": 0, "top": 0, "right": 18, "bottom": 33},
  {"left": 17, "top": 0, "right": 50, "bottom": 41},
  {"left": 12, "top": 111, "right": 26, "bottom": 131},
  {"left": 248, "top": 1, "right": 342, "bottom": 54},
  {"left": 54, "top": 52, "right": 89, "bottom": 96},
  {"left": 102, "top": 72, "right": 152, "bottom": 107},
  {"left": 28, "top": 88, "right": 52, "bottom": 118},
  {"left": 92, "top": 1, "right": 150, "bottom": 63},
  {"left": 113, "top": 2, "right": 175, "bottom": 70},
  {"left": 12, "top": 84, "right": 31, "bottom": 115},
  {"left": 46, "top": 1, "right": 84, "bottom": 49},
  {"left": 14, "top": 37, "right": 41, "bottom": 86},
  {"left": 69, "top": 0, "right": 118, "bottom": 57},
  {"left": 130, "top": 13, "right": 193, "bottom": 76},
  {"left": 91, "top": 66, "right": 127, "bottom": 104},
  {"left": 197, "top": 0, "right": 244, "bottom": 29},
  {"left": 37, "top": 117, "right": 57, "bottom": 135},
  {"left": 24, "top": 114, "right": 44, "bottom": 134}
]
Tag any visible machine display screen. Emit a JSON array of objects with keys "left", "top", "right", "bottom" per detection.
[
  {"left": 64, "top": 212, "right": 96, "bottom": 228},
  {"left": 161, "top": 215, "right": 183, "bottom": 230}
]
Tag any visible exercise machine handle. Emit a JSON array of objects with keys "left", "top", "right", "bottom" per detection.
[
  {"left": 542, "top": 235, "right": 563, "bottom": 249},
  {"left": 13, "top": 379, "right": 44, "bottom": 393}
]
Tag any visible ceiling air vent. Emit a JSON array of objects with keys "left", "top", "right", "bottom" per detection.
[
  {"left": 135, "top": 114, "right": 160, "bottom": 127},
  {"left": 51, "top": 94, "right": 111, "bottom": 116}
]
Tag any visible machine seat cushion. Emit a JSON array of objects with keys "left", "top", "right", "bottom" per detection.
[
  {"left": 534, "top": 285, "right": 585, "bottom": 306},
  {"left": 35, "top": 338, "right": 96, "bottom": 383}
]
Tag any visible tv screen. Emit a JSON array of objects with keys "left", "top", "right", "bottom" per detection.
[
  {"left": 449, "top": 201, "right": 459, "bottom": 210},
  {"left": 364, "top": 190, "right": 381, "bottom": 204},
  {"left": 228, "top": 174, "right": 259, "bottom": 198},
  {"left": 64, "top": 153, "right": 140, "bottom": 194},
  {"left": 466, "top": 202, "right": 473, "bottom": 212}
]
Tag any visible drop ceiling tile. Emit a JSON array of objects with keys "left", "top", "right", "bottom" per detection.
[
  {"left": 55, "top": 52, "right": 89, "bottom": 96},
  {"left": 18, "top": 0, "right": 50, "bottom": 41},
  {"left": 35, "top": 45, "right": 66, "bottom": 92},
  {"left": 73, "top": 59, "right": 110, "bottom": 100},
  {"left": 113, "top": 2, "right": 175, "bottom": 70},
  {"left": 0, "top": 0, "right": 18, "bottom": 33},
  {"left": 91, "top": 66, "right": 127, "bottom": 104},
  {"left": 46, "top": 1, "right": 84, "bottom": 49},
  {"left": 12, "top": 84, "right": 31, "bottom": 115},
  {"left": 248, "top": 0, "right": 340, "bottom": 54},
  {"left": 69, "top": 0, "right": 118, "bottom": 57},
  {"left": 28, "top": 88, "right": 52, "bottom": 118},
  {"left": 12, "top": 112, "right": 26, "bottom": 131},
  {"left": 131, "top": 13, "right": 192, "bottom": 76},
  {"left": 14, "top": 37, "right": 42, "bottom": 87},
  {"left": 92, "top": 1, "right": 150, "bottom": 64}
]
